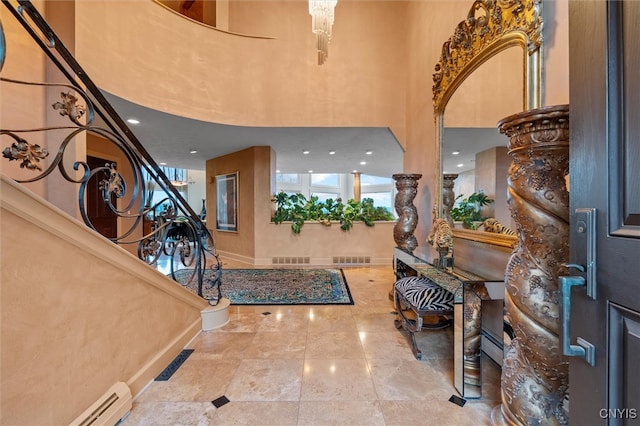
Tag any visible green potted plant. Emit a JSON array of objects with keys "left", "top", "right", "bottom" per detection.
[{"left": 449, "top": 191, "right": 494, "bottom": 230}]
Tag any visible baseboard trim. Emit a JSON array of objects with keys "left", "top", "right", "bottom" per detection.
[
  {"left": 216, "top": 250, "right": 255, "bottom": 266},
  {"left": 127, "top": 318, "right": 202, "bottom": 398}
]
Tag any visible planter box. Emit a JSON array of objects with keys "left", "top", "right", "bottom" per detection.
[{"left": 219, "top": 221, "right": 397, "bottom": 266}]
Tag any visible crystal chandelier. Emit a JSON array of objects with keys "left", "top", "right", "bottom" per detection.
[{"left": 308, "top": 0, "right": 338, "bottom": 65}]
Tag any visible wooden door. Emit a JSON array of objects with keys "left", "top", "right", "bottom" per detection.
[
  {"left": 568, "top": 1, "right": 640, "bottom": 424},
  {"left": 86, "top": 155, "right": 118, "bottom": 239}
]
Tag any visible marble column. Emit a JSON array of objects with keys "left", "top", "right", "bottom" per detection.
[
  {"left": 392, "top": 173, "right": 422, "bottom": 253},
  {"left": 491, "top": 105, "right": 570, "bottom": 425}
]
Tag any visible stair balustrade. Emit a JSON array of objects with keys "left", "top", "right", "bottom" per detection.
[{"left": 1, "top": 0, "right": 222, "bottom": 304}]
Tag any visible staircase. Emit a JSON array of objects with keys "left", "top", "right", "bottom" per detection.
[{"left": 0, "top": 1, "right": 228, "bottom": 424}]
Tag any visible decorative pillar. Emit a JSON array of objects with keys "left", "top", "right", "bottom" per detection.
[
  {"left": 442, "top": 173, "right": 458, "bottom": 227},
  {"left": 392, "top": 173, "right": 422, "bottom": 252},
  {"left": 491, "top": 105, "right": 570, "bottom": 426}
]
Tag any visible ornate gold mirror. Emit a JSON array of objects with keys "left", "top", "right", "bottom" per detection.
[{"left": 433, "top": 0, "right": 543, "bottom": 248}]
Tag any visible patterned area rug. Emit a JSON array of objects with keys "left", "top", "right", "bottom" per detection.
[{"left": 172, "top": 268, "right": 353, "bottom": 305}]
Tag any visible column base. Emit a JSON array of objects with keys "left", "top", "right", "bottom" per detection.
[
  {"left": 201, "top": 297, "right": 230, "bottom": 330},
  {"left": 490, "top": 403, "right": 522, "bottom": 426}
]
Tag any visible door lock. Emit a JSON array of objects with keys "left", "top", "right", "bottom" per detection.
[{"left": 574, "top": 208, "right": 597, "bottom": 299}]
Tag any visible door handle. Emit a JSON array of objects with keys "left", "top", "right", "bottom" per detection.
[{"left": 560, "top": 272, "right": 596, "bottom": 366}]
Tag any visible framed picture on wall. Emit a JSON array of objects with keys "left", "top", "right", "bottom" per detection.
[{"left": 215, "top": 172, "right": 238, "bottom": 232}]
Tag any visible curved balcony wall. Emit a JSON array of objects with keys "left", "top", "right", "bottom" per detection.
[{"left": 74, "top": 0, "right": 409, "bottom": 144}]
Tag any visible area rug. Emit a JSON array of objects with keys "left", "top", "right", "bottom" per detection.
[{"left": 172, "top": 268, "right": 353, "bottom": 305}]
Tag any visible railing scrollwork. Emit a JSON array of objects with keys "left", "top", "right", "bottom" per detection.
[{"left": 1, "top": 0, "right": 222, "bottom": 304}]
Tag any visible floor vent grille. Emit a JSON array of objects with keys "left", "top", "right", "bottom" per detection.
[
  {"left": 155, "top": 349, "right": 194, "bottom": 381},
  {"left": 272, "top": 256, "right": 310, "bottom": 265},
  {"left": 332, "top": 256, "right": 371, "bottom": 264}
]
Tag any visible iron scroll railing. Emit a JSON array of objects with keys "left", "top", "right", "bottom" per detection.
[{"left": 0, "top": 0, "right": 222, "bottom": 304}]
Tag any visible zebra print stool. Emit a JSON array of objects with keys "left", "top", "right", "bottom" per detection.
[{"left": 393, "top": 275, "right": 454, "bottom": 360}]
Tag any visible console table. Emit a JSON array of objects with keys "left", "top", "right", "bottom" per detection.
[{"left": 393, "top": 247, "right": 505, "bottom": 399}]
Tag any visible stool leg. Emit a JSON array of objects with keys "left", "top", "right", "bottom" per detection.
[
  {"left": 408, "top": 330, "right": 423, "bottom": 360},
  {"left": 394, "top": 288, "right": 424, "bottom": 360}
]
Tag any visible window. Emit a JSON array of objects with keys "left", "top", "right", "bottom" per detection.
[
  {"left": 275, "top": 172, "right": 394, "bottom": 210},
  {"left": 311, "top": 173, "right": 340, "bottom": 187},
  {"left": 274, "top": 172, "right": 394, "bottom": 217},
  {"left": 276, "top": 173, "right": 347, "bottom": 200},
  {"left": 360, "top": 174, "right": 395, "bottom": 216},
  {"left": 276, "top": 173, "right": 301, "bottom": 184},
  {"left": 361, "top": 174, "right": 393, "bottom": 186}
]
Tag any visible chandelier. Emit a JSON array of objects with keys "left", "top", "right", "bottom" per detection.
[{"left": 308, "top": 0, "right": 338, "bottom": 65}]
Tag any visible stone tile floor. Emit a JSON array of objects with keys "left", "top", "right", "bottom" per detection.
[{"left": 123, "top": 262, "right": 501, "bottom": 425}]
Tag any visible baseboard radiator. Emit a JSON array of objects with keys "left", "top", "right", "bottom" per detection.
[
  {"left": 332, "top": 256, "right": 371, "bottom": 265},
  {"left": 69, "top": 382, "right": 132, "bottom": 426}
]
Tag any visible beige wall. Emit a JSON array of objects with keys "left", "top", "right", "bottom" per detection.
[
  {"left": 475, "top": 146, "right": 511, "bottom": 227},
  {"left": 542, "top": 0, "right": 570, "bottom": 107},
  {"left": 0, "top": 176, "right": 206, "bottom": 425},
  {"left": 206, "top": 146, "right": 274, "bottom": 259},
  {"left": 74, "top": 0, "right": 408, "bottom": 145}
]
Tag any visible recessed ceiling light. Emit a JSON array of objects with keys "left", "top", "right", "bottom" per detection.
[
  {"left": 276, "top": 169, "right": 281, "bottom": 173},
  {"left": 308, "top": 170, "right": 313, "bottom": 173},
  {"left": 303, "top": 150, "right": 310, "bottom": 154},
  {"left": 329, "top": 151, "right": 336, "bottom": 155},
  {"left": 126, "top": 118, "right": 140, "bottom": 124},
  {"left": 366, "top": 151, "right": 373, "bottom": 155},
  {"left": 352, "top": 169, "right": 358, "bottom": 173},
  {"left": 159, "top": 162, "right": 167, "bottom": 166},
  {"left": 189, "top": 149, "right": 198, "bottom": 154},
  {"left": 457, "top": 163, "right": 464, "bottom": 168},
  {"left": 360, "top": 161, "right": 366, "bottom": 165},
  {"left": 452, "top": 151, "right": 460, "bottom": 155}
]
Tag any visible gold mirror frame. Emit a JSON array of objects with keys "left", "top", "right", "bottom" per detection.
[{"left": 433, "top": 0, "right": 543, "bottom": 248}]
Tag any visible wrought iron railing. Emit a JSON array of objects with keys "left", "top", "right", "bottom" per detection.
[{"left": 0, "top": 0, "right": 222, "bottom": 304}]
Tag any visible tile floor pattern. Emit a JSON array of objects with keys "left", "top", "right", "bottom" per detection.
[{"left": 123, "top": 262, "right": 501, "bottom": 426}]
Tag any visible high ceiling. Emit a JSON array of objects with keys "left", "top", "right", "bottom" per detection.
[{"left": 102, "top": 92, "right": 405, "bottom": 178}]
